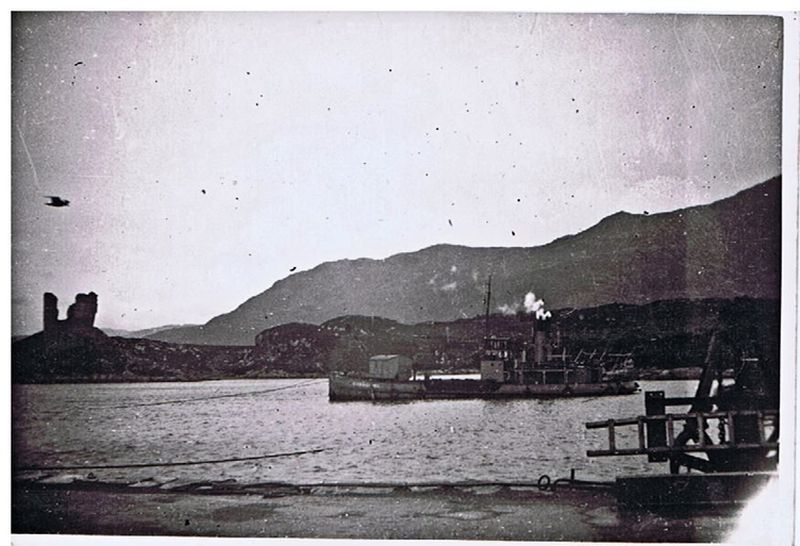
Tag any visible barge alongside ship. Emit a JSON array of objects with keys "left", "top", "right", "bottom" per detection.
[{"left": 329, "top": 313, "right": 639, "bottom": 401}]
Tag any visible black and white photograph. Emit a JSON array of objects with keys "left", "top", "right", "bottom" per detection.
[{"left": 9, "top": 9, "right": 798, "bottom": 543}]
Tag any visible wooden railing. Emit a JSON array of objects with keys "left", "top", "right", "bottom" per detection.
[{"left": 586, "top": 409, "right": 779, "bottom": 457}]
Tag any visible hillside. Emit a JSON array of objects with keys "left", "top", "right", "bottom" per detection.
[
  {"left": 147, "top": 176, "right": 779, "bottom": 346},
  {"left": 11, "top": 329, "right": 253, "bottom": 383}
]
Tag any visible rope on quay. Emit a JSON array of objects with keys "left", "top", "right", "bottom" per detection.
[
  {"left": 282, "top": 476, "right": 613, "bottom": 491},
  {"left": 100, "top": 378, "right": 326, "bottom": 410},
  {"left": 530, "top": 472, "right": 614, "bottom": 491},
  {"left": 13, "top": 447, "right": 328, "bottom": 473},
  {"left": 13, "top": 468, "right": 614, "bottom": 493}
]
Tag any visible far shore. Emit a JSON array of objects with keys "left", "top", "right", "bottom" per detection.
[{"left": 12, "top": 367, "right": 711, "bottom": 385}]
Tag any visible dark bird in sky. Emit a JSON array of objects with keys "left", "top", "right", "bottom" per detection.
[{"left": 45, "top": 196, "right": 70, "bottom": 207}]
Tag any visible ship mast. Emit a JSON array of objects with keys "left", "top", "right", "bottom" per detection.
[{"left": 483, "top": 275, "right": 492, "bottom": 337}]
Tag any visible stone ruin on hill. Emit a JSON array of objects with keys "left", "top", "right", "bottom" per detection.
[{"left": 42, "top": 291, "right": 98, "bottom": 339}]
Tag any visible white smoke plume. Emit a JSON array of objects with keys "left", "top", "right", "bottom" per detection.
[
  {"left": 497, "top": 292, "right": 552, "bottom": 318},
  {"left": 497, "top": 303, "right": 519, "bottom": 315},
  {"left": 524, "top": 292, "right": 552, "bottom": 319},
  {"left": 523, "top": 292, "right": 543, "bottom": 313}
]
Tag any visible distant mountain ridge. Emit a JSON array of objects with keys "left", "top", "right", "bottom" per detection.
[
  {"left": 148, "top": 177, "right": 781, "bottom": 346},
  {"left": 100, "top": 324, "right": 200, "bottom": 339}
]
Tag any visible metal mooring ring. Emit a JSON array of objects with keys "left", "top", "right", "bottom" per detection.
[{"left": 537, "top": 474, "right": 552, "bottom": 491}]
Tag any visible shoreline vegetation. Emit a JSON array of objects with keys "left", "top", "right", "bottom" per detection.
[
  {"left": 9, "top": 366, "right": 716, "bottom": 385},
  {"left": 9, "top": 367, "right": 712, "bottom": 385}
]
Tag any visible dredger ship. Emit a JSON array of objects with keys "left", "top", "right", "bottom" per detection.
[{"left": 329, "top": 312, "right": 639, "bottom": 401}]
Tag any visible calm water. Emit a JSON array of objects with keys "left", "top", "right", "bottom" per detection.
[{"left": 12, "top": 379, "right": 697, "bottom": 486}]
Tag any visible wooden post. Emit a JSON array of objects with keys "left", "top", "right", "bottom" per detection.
[
  {"left": 645, "top": 391, "right": 668, "bottom": 462},
  {"left": 637, "top": 417, "right": 646, "bottom": 451},
  {"left": 666, "top": 416, "right": 674, "bottom": 447},
  {"left": 608, "top": 419, "right": 616, "bottom": 452},
  {"left": 696, "top": 414, "right": 705, "bottom": 446}
]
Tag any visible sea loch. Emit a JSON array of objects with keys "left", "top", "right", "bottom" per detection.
[{"left": 13, "top": 378, "right": 698, "bottom": 487}]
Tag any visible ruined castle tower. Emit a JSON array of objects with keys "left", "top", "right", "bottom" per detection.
[
  {"left": 42, "top": 292, "right": 98, "bottom": 337},
  {"left": 43, "top": 292, "right": 59, "bottom": 331},
  {"left": 66, "top": 292, "right": 98, "bottom": 330}
]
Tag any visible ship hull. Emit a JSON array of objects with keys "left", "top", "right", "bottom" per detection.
[{"left": 329, "top": 374, "right": 639, "bottom": 401}]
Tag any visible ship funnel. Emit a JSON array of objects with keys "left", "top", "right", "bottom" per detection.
[{"left": 533, "top": 316, "right": 552, "bottom": 367}]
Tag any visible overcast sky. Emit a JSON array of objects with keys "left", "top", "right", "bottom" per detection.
[{"left": 11, "top": 12, "right": 782, "bottom": 334}]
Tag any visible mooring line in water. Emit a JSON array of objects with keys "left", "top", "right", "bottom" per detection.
[
  {"left": 99, "top": 378, "right": 326, "bottom": 410},
  {"left": 256, "top": 479, "right": 612, "bottom": 490},
  {"left": 13, "top": 475, "right": 614, "bottom": 492},
  {"left": 277, "top": 474, "right": 613, "bottom": 490},
  {"left": 13, "top": 447, "right": 328, "bottom": 472}
]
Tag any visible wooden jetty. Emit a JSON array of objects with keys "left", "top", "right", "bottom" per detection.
[{"left": 585, "top": 333, "right": 779, "bottom": 508}]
